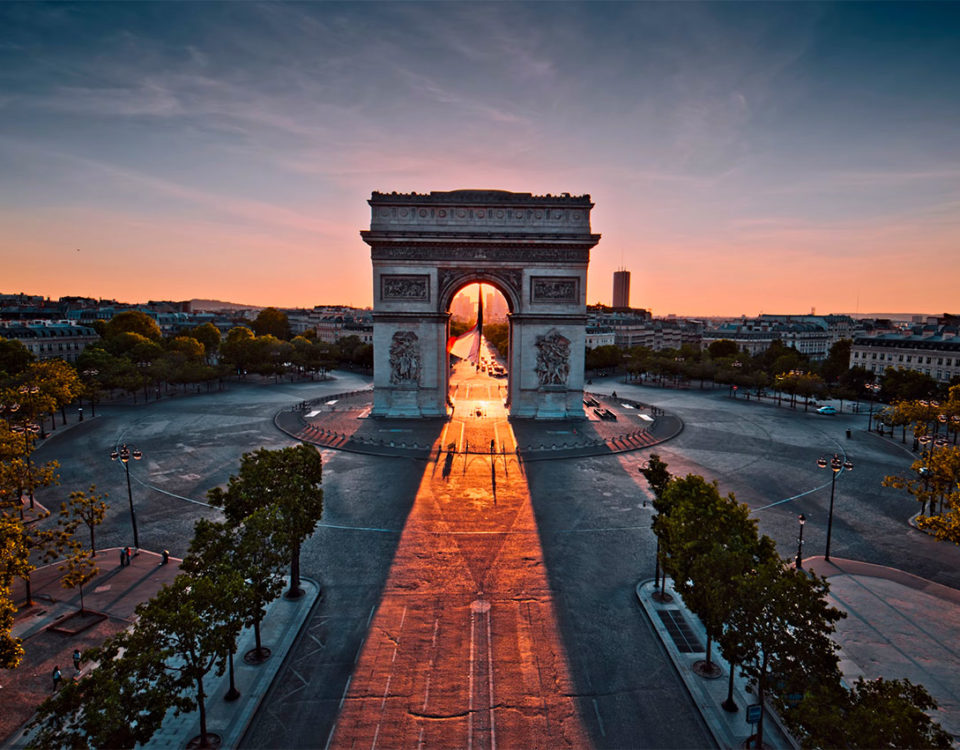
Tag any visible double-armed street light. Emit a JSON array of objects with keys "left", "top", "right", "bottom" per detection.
[
  {"left": 796, "top": 514, "right": 806, "bottom": 570},
  {"left": 818, "top": 454, "right": 853, "bottom": 562},
  {"left": 111, "top": 444, "right": 143, "bottom": 550}
]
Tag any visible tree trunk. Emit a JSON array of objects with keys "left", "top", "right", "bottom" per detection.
[
  {"left": 287, "top": 544, "right": 303, "bottom": 598},
  {"left": 254, "top": 618, "right": 263, "bottom": 656},
  {"left": 60, "top": 405, "right": 67, "bottom": 425},
  {"left": 79, "top": 584, "right": 85, "bottom": 614},
  {"left": 705, "top": 634, "right": 713, "bottom": 668},
  {"left": 90, "top": 525, "right": 96, "bottom": 556},
  {"left": 197, "top": 676, "right": 209, "bottom": 746}
]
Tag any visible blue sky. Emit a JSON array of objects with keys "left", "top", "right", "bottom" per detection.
[{"left": 1, "top": 2, "right": 958, "bottom": 315}]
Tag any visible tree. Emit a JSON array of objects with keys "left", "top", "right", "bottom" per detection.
[
  {"left": 189, "top": 322, "right": 222, "bottom": 362},
  {"left": 882, "top": 368, "right": 939, "bottom": 402},
  {"left": 0, "top": 337, "right": 34, "bottom": 379},
  {"left": 209, "top": 444, "right": 323, "bottom": 598},
  {"left": 251, "top": 307, "right": 290, "bottom": 339},
  {"left": 707, "top": 339, "right": 739, "bottom": 359},
  {"left": 788, "top": 677, "right": 951, "bottom": 748},
  {"left": 60, "top": 485, "right": 108, "bottom": 556},
  {"left": 638, "top": 454, "right": 672, "bottom": 592},
  {"left": 135, "top": 573, "right": 246, "bottom": 747},
  {"left": 27, "top": 359, "right": 81, "bottom": 426},
  {"left": 659, "top": 475, "right": 776, "bottom": 672},
  {"left": 103, "top": 310, "right": 162, "bottom": 340},
  {"left": 30, "top": 626, "right": 177, "bottom": 749},
  {"left": 59, "top": 545, "right": 98, "bottom": 613},
  {"left": 220, "top": 326, "right": 255, "bottom": 375},
  {"left": 185, "top": 510, "right": 286, "bottom": 661},
  {"left": 724, "top": 561, "right": 844, "bottom": 749},
  {"left": 820, "top": 339, "right": 852, "bottom": 384},
  {"left": 0, "top": 587, "right": 23, "bottom": 669}
]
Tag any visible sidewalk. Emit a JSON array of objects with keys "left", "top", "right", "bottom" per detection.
[
  {"left": 638, "top": 558, "right": 960, "bottom": 748},
  {"left": 3, "top": 549, "right": 320, "bottom": 749},
  {"left": 636, "top": 578, "right": 798, "bottom": 750}
]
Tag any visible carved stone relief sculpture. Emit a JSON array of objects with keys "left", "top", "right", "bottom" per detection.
[
  {"left": 531, "top": 276, "right": 579, "bottom": 302},
  {"left": 389, "top": 331, "right": 421, "bottom": 385},
  {"left": 381, "top": 274, "right": 429, "bottom": 301},
  {"left": 535, "top": 330, "right": 571, "bottom": 386}
]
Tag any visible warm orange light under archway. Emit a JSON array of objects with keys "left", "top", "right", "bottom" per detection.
[{"left": 330, "top": 366, "right": 588, "bottom": 749}]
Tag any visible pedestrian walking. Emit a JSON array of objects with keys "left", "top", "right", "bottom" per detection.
[
  {"left": 73, "top": 648, "right": 82, "bottom": 671},
  {"left": 52, "top": 666, "right": 62, "bottom": 691},
  {"left": 119, "top": 547, "right": 126, "bottom": 567},
  {"left": 124, "top": 546, "right": 132, "bottom": 565}
]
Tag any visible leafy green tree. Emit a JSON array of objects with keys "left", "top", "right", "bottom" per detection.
[
  {"left": 659, "top": 475, "right": 776, "bottom": 671},
  {"left": 209, "top": 444, "right": 323, "bottom": 598},
  {"left": 220, "top": 326, "right": 256, "bottom": 375},
  {"left": 585, "top": 345, "right": 622, "bottom": 371},
  {"left": 185, "top": 510, "right": 286, "bottom": 660},
  {"left": 30, "top": 626, "right": 176, "bottom": 749},
  {"left": 27, "top": 359, "right": 81, "bottom": 426},
  {"left": 724, "top": 561, "right": 844, "bottom": 749},
  {"left": 820, "top": 339, "right": 852, "bottom": 384},
  {"left": 0, "top": 586, "right": 23, "bottom": 669},
  {"left": 707, "top": 339, "right": 739, "bottom": 359},
  {"left": 60, "top": 485, "right": 108, "bottom": 557},
  {"left": 251, "top": 307, "right": 291, "bottom": 339},
  {"left": 639, "top": 454, "right": 672, "bottom": 591},
  {"left": 788, "top": 677, "right": 951, "bottom": 748},
  {"left": 137, "top": 573, "right": 246, "bottom": 746},
  {"left": 0, "top": 337, "right": 34, "bottom": 379},
  {"left": 189, "top": 322, "right": 222, "bottom": 362},
  {"left": 59, "top": 544, "right": 97, "bottom": 613},
  {"left": 882, "top": 368, "right": 939, "bottom": 402},
  {"left": 103, "top": 310, "right": 162, "bottom": 340}
]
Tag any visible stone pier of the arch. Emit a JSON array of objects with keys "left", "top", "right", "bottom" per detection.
[{"left": 362, "top": 190, "right": 600, "bottom": 419}]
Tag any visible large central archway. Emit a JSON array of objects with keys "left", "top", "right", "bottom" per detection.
[{"left": 362, "top": 190, "right": 600, "bottom": 419}]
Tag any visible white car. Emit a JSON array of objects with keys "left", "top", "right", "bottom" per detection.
[{"left": 816, "top": 406, "right": 837, "bottom": 415}]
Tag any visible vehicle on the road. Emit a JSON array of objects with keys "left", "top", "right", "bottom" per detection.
[{"left": 816, "top": 405, "right": 837, "bottom": 415}]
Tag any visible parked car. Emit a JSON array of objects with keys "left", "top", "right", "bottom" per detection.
[{"left": 816, "top": 406, "right": 837, "bottom": 415}]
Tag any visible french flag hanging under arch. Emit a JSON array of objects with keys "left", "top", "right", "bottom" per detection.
[{"left": 447, "top": 284, "right": 484, "bottom": 365}]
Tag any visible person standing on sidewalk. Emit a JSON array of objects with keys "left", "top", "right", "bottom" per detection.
[
  {"left": 52, "top": 666, "right": 62, "bottom": 691},
  {"left": 73, "top": 648, "right": 82, "bottom": 672}
]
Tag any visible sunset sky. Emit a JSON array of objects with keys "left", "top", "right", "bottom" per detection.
[{"left": 2, "top": 2, "right": 958, "bottom": 316}]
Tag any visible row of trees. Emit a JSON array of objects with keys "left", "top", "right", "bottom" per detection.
[
  {"left": 881, "top": 386, "right": 960, "bottom": 543},
  {"left": 30, "top": 444, "right": 324, "bottom": 748},
  {"left": 1, "top": 406, "right": 112, "bottom": 670},
  {"left": 588, "top": 337, "right": 957, "bottom": 407},
  {"left": 0, "top": 310, "right": 372, "bottom": 420},
  {"left": 641, "top": 455, "right": 950, "bottom": 748}
]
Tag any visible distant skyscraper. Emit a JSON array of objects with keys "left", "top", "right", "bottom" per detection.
[{"left": 613, "top": 268, "right": 630, "bottom": 308}]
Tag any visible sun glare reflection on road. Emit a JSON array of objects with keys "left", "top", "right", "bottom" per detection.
[{"left": 330, "top": 363, "right": 588, "bottom": 749}]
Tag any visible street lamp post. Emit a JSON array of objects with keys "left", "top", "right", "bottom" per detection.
[
  {"left": 796, "top": 514, "right": 806, "bottom": 570},
  {"left": 865, "top": 382, "right": 881, "bottom": 432},
  {"left": 818, "top": 454, "right": 852, "bottom": 562},
  {"left": 111, "top": 444, "right": 142, "bottom": 550}
]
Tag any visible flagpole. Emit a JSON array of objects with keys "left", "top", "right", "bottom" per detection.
[{"left": 476, "top": 283, "right": 483, "bottom": 371}]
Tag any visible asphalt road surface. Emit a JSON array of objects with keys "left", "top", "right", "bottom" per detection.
[{"left": 30, "top": 370, "right": 959, "bottom": 749}]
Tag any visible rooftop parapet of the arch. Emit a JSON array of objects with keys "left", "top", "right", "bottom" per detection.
[{"left": 367, "top": 189, "right": 596, "bottom": 236}]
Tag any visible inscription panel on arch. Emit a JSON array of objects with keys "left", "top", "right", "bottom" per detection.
[
  {"left": 531, "top": 276, "right": 579, "bottom": 303},
  {"left": 380, "top": 274, "right": 430, "bottom": 302}
]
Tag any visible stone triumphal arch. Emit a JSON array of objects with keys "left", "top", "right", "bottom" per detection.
[{"left": 363, "top": 190, "right": 600, "bottom": 419}]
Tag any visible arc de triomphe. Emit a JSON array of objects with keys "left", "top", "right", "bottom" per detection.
[{"left": 362, "top": 190, "right": 600, "bottom": 419}]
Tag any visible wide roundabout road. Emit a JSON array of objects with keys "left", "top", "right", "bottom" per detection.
[{"left": 31, "top": 372, "right": 960, "bottom": 749}]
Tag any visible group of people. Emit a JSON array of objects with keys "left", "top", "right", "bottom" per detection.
[{"left": 51, "top": 649, "right": 83, "bottom": 691}]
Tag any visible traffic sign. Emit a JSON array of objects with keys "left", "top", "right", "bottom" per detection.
[{"left": 746, "top": 703, "right": 762, "bottom": 724}]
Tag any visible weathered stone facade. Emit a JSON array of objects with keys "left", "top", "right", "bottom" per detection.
[{"left": 363, "top": 189, "right": 600, "bottom": 418}]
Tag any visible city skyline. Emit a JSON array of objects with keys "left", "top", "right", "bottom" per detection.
[{"left": 2, "top": 2, "right": 958, "bottom": 316}]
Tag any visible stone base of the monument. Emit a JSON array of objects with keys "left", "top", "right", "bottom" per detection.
[{"left": 535, "top": 386, "right": 577, "bottom": 420}]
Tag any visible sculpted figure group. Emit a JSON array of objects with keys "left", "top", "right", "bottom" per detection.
[
  {"left": 535, "top": 331, "right": 571, "bottom": 386},
  {"left": 389, "top": 331, "right": 421, "bottom": 385}
]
